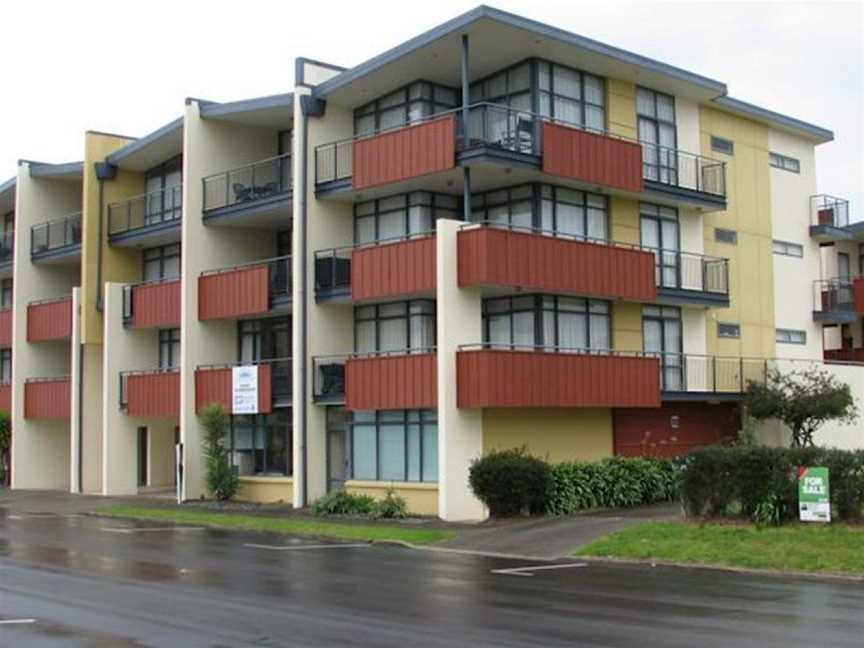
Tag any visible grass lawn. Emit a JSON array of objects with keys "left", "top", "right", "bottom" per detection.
[
  {"left": 576, "top": 521, "right": 864, "bottom": 575},
  {"left": 97, "top": 506, "right": 453, "bottom": 546}
]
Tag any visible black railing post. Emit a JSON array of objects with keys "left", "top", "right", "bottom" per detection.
[{"left": 712, "top": 355, "right": 718, "bottom": 393}]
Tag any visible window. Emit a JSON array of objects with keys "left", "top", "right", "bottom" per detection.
[
  {"left": 776, "top": 329, "right": 807, "bottom": 345},
  {"left": 772, "top": 240, "right": 804, "bottom": 258},
  {"left": 769, "top": 152, "right": 800, "bottom": 173},
  {"left": 0, "top": 278, "right": 12, "bottom": 309},
  {"left": 354, "top": 81, "right": 458, "bottom": 136},
  {"left": 238, "top": 317, "right": 291, "bottom": 362},
  {"left": 144, "top": 156, "right": 182, "bottom": 223},
  {"left": 640, "top": 203, "right": 680, "bottom": 288},
  {"left": 143, "top": 244, "right": 181, "bottom": 281},
  {"left": 1, "top": 211, "right": 12, "bottom": 263},
  {"left": 535, "top": 61, "right": 606, "bottom": 131},
  {"left": 354, "top": 192, "right": 460, "bottom": 245},
  {"left": 717, "top": 322, "right": 741, "bottom": 339},
  {"left": 711, "top": 136, "right": 734, "bottom": 156},
  {"left": 228, "top": 410, "right": 291, "bottom": 476},
  {"left": 715, "top": 228, "right": 738, "bottom": 245},
  {"left": 355, "top": 300, "right": 435, "bottom": 354},
  {"left": 642, "top": 306, "right": 682, "bottom": 390},
  {"left": 350, "top": 410, "right": 437, "bottom": 482},
  {"left": 637, "top": 87, "right": 677, "bottom": 185},
  {"left": 471, "top": 183, "right": 609, "bottom": 240},
  {"left": 0, "top": 349, "right": 10, "bottom": 384},
  {"left": 470, "top": 61, "right": 532, "bottom": 114},
  {"left": 158, "top": 329, "right": 180, "bottom": 369},
  {"left": 483, "top": 295, "right": 611, "bottom": 351}
]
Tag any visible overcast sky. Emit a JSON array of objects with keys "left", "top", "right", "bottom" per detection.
[{"left": 2, "top": 0, "right": 861, "bottom": 214}]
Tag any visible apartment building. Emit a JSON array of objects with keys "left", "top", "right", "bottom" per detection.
[{"left": 3, "top": 6, "right": 857, "bottom": 519}]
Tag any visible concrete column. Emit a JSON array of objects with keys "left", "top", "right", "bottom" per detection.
[
  {"left": 70, "top": 288, "right": 82, "bottom": 493},
  {"left": 435, "top": 220, "right": 485, "bottom": 521}
]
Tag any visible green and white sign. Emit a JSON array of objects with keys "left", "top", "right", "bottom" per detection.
[{"left": 798, "top": 467, "right": 831, "bottom": 523}]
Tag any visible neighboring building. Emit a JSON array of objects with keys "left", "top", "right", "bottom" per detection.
[{"left": 2, "top": 6, "right": 858, "bottom": 518}]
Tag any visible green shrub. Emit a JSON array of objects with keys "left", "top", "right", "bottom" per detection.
[
  {"left": 199, "top": 404, "right": 239, "bottom": 501},
  {"left": 469, "top": 448, "right": 553, "bottom": 517},
  {"left": 680, "top": 446, "right": 864, "bottom": 523},
  {"left": 375, "top": 489, "right": 408, "bottom": 519},
  {"left": 312, "top": 490, "right": 378, "bottom": 516}
]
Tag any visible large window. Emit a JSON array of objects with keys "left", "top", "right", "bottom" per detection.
[
  {"left": 471, "top": 183, "right": 609, "bottom": 240},
  {"left": 228, "top": 410, "right": 291, "bottom": 476},
  {"left": 238, "top": 317, "right": 291, "bottom": 362},
  {"left": 350, "top": 409, "right": 438, "bottom": 483},
  {"left": 355, "top": 301, "right": 435, "bottom": 354},
  {"left": 1, "top": 349, "right": 10, "bottom": 384},
  {"left": 470, "top": 61, "right": 532, "bottom": 113},
  {"left": 637, "top": 87, "right": 677, "bottom": 184},
  {"left": 537, "top": 61, "right": 605, "bottom": 131},
  {"left": 640, "top": 203, "right": 680, "bottom": 288},
  {"left": 354, "top": 81, "right": 458, "bottom": 136},
  {"left": 143, "top": 244, "right": 180, "bottom": 281},
  {"left": 144, "top": 156, "right": 182, "bottom": 223},
  {"left": 158, "top": 329, "right": 180, "bottom": 369},
  {"left": 355, "top": 192, "right": 460, "bottom": 245},
  {"left": 642, "top": 305, "right": 682, "bottom": 390},
  {"left": 483, "top": 295, "right": 611, "bottom": 351}
]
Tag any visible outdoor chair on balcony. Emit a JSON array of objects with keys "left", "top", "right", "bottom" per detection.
[
  {"left": 315, "top": 257, "right": 351, "bottom": 291},
  {"left": 253, "top": 182, "right": 279, "bottom": 199},
  {"left": 233, "top": 183, "right": 253, "bottom": 203},
  {"left": 319, "top": 363, "right": 345, "bottom": 398}
]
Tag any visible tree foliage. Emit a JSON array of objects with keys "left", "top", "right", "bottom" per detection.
[
  {"left": 744, "top": 368, "right": 858, "bottom": 448},
  {"left": 198, "top": 404, "right": 239, "bottom": 501}
]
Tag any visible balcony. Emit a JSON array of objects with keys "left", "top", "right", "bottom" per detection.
[
  {"left": 658, "top": 353, "right": 769, "bottom": 400},
  {"left": 122, "top": 278, "right": 181, "bottom": 329},
  {"left": 824, "top": 348, "right": 864, "bottom": 364},
  {"left": 27, "top": 296, "right": 73, "bottom": 342},
  {"left": 31, "top": 213, "right": 81, "bottom": 263},
  {"left": 809, "top": 195, "right": 851, "bottom": 241},
  {"left": 312, "top": 350, "right": 437, "bottom": 410},
  {"left": 0, "top": 230, "right": 13, "bottom": 276},
  {"left": 108, "top": 185, "right": 182, "bottom": 246},
  {"left": 654, "top": 250, "right": 729, "bottom": 307},
  {"left": 120, "top": 369, "right": 180, "bottom": 417},
  {"left": 315, "top": 234, "right": 436, "bottom": 303},
  {"left": 0, "top": 382, "right": 9, "bottom": 412},
  {"left": 194, "top": 358, "right": 291, "bottom": 414},
  {"left": 812, "top": 278, "right": 864, "bottom": 323},
  {"left": 24, "top": 377, "right": 71, "bottom": 419},
  {"left": 457, "top": 223, "right": 657, "bottom": 302},
  {"left": 0, "top": 308, "right": 11, "bottom": 347},
  {"left": 314, "top": 103, "right": 727, "bottom": 210},
  {"left": 198, "top": 255, "right": 291, "bottom": 321},
  {"left": 202, "top": 154, "right": 292, "bottom": 225}
]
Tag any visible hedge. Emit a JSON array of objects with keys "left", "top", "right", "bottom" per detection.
[{"left": 680, "top": 446, "right": 864, "bottom": 523}]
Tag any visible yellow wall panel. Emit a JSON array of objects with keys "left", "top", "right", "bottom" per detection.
[
  {"left": 607, "top": 79, "right": 637, "bottom": 139},
  {"left": 346, "top": 482, "right": 439, "bottom": 517},
  {"left": 237, "top": 477, "right": 294, "bottom": 504},
  {"left": 613, "top": 302, "right": 643, "bottom": 352}
]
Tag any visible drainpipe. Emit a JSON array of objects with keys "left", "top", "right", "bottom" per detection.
[
  {"left": 77, "top": 335, "right": 83, "bottom": 493},
  {"left": 94, "top": 162, "right": 117, "bottom": 313},
  {"left": 461, "top": 34, "right": 471, "bottom": 221}
]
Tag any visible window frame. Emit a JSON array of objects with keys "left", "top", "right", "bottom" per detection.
[
  {"left": 143, "top": 155, "right": 183, "bottom": 222},
  {"left": 715, "top": 228, "right": 738, "bottom": 245},
  {"left": 348, "top": 409, "right": 438, "bottom": 483},
  {"left": 769, "top": 152, "right": 800, "bottom": 173},
  {"left": 0, "top": 278, "right": 12, "bottom": 309},
  {"left": 717, "top": 322, "right": 741, "bottom": 339},
  {"left": 0, "top": 348, "right": 11, "bottom": 384},
  {"left": 354, "top": 192, "right": 460, "bottom": 245},
  {"left": 142, "top": 243, "right": 181, "bottom": 281},
  {"left": 227, "top": 410, "right": 292, "bottom": 477},
  {"left": 776, "top": 328, "right": 807, "bottom": 345},
  {"left": 353, "top": 80, "right": 459, "bottom": 136},
  {"left": 772, "top": 239, "right": 804, "bottom": 258},
  {"left": 353, "top": 300, "right": 436, "bottom": 354},
  {"left": 710, "top": 136, "right": 735, "bottom": 156},
  {"left": 158, "top": 328, "right": 181, "bottom": 369}
]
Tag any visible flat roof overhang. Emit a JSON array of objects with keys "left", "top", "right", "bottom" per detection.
[
  {"left": 198, "top": 93, "right": 294, "bottom": 130},
  {"left": 26, "top": 161, "right": 83, "bottom": 181},
  {"left": 106, "top": 118, "right": 184, "bottom": 172}
]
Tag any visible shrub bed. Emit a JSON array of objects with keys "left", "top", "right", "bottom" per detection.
[
  {"left": 680, "top": 446, "right": 864, "bottom": 524},
  {"left": 312, "top": 489, "right": 409, "bottom": 519}
]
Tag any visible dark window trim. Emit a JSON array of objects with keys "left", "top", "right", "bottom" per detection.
[
  {"left": 158, "top": 328, "right": 181, "bottom": 369},
  {"left": 715, "top": 228, "right": 738, "bottom": 245},
  {"left": 228, "top": 410, "right": 293, "bottom": 477},
  {"left": 711, "top": 136, "right": 735, "bottom": 156},
  {"left": 354, "top": 192, "right": 461, "bottom": 245},
  {"left": 717, "top": 321, "right": 741, "bottom": 339},
  {"left": 354, "top": 299, "right": 436, "bottom": 354},
  {"left": 348, "top": 409, "right": 438, "bottom": 483},
  {"left": 776, "top": 328, "right": 807, "bottom": 345},
  {"left": 769, "top": 151, "right": 800, "bottom": 173},
  {"left": 143, "top": 243, "right": 181, "bottom": 281}
]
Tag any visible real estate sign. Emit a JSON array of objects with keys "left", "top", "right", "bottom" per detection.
[
  {"left": 232, "top": 366, "right": 259, "bottom": 414},
  {"left": 798, "top": 467, "right": 831, "bottom": 523}
]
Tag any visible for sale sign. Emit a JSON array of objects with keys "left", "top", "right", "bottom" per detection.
[{"left": 798, "top": 467, "right": 831, "bottom": 523}]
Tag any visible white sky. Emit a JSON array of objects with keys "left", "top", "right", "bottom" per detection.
[{"left": 1, "top": 0, "right": 861, "bottom": 214}]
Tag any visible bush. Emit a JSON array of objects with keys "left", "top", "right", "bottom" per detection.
[
  {"left": 680, "top": 446, "right": 864, "bottom": 523},
  {"left": 547, "top": 457, "right": 679, "bottom": 515},
  {"left": 469, "top": 448, "right": 553, "bottom": 517},
  {"left": 199, "top": 404, "right": 239, "bottom": 501},
  {"left": 375, "top": 489, "right": 408, "bottom": 519},
  {"left": 312, "top": 491, "right": 378, "bottom": 516}
]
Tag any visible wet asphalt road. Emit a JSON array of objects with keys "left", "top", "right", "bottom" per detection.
[{"left": 1, "top": 508, "right": 862, "bottom": 647}]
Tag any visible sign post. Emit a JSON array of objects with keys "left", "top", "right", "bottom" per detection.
[
  {"left": 798, "top": 466, "right": 831, "bottom": 523},
  {"left": 232, "top": 365, "right": 259, "bottom": 415}
]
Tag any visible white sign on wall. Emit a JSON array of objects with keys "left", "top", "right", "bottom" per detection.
[{"left": 232, "top": 365, "right": 259, "bottom": 414}]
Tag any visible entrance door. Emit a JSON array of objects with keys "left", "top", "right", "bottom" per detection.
[
  {"left": 326, "top": 407, "right": 349, "bottom": 492},
  {"left": 137, "top": 427, "right": 148, "bottom": 487},
  {"left": 643, "top": 306, "right": 683, "bottom": 391}
]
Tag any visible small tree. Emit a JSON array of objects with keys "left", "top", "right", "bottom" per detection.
[
  {"left": 744, "top": 368, "right": 858, "bottom": 448},
  {"left": 198, "top": 404, "right": 239, "bottom": 501},
  {"left": 0, "top": 410, "right": 10, "bottom": 484}
]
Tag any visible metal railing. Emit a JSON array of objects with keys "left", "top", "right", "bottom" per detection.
[
  {"left": 0, "top": 230, "right": 13, "bottom": 264},
  {"left": 202, "top": 154, "right": 292, "bottom": 212},
  {"left": 121, "top": 276, "right": 181, "bottom": 324},
  {"left": 196, "top": 358, "right": 293, "bottom": 405},
  {"left": 28, "top": 294, "right": 72, "bottom": 308},
  {"left": 312, "top": 347, "right": 437, "bottom": 401},
  {"left": 811, "top": 194, "right": 850, "bottom": 228},
  {"left": 813, "top": 278, "right": 856, "bottom": 314},
  {"left": 201, "top": 255, "right": 292, "bottom": 306},
  {"left": 119, "top": 368, "right": 179, "bottom": 411},
  {"left": 314, "top": 102, "right": 727, "bottom": 198},
  {"left": 31, "top": 212, "right": 81, "bottom": 256},
  {"left": 108, "top": 185, "right": 183, "bottom": 237}
]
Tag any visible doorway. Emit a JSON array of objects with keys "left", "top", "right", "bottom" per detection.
[
  {"left": 137, "top": 427, "right": 148, "bottom": 487},
  {"left": 326, "top": 407, "right": 350, "bottom": 492},
  {"left": 643, "top": 306, "right": 683, "bottom": 390}
]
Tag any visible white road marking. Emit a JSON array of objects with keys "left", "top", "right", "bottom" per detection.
[
  {"left": 243, "top": 543, "right": 370, "bottom": 551},
  {"left": 491, "top": 562, "right": 588, "bottom": 577},
  {"left": 100, "top": 526, "right": 205, "bottom": 534},
  {"left": 7, "top": 515, "right": 24, "bottom": 520},
  {"left": 0, "top": 619, "right": 37, "bottom": 625}
]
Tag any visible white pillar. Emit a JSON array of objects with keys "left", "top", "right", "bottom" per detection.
[
  {"left": 436, "top": 220, "right": 486, "bottom": 521},
  {"left": 69, "top": 288, "right": 82, "bottom": 493}
]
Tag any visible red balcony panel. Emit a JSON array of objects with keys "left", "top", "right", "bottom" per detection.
[
  {"left": 854, "top": 278, "right": 864, "bottom": 315},
  {"left": 24, "top": 378, "right": 71, "bottom": 419},
  {"left": 195, "top": 364, "right": 272, "bottom": 414},
  {"left": 457, "top": 350, "right": 660, "bottom": 409},
  {"left": 0, "top": 384, "right": 10, "bottom": 412},
  {"left": 345, "top": 353, "right": 437, "bottom": 410},
  {"left": 458, "top": 227, "right": 656, "bottom": 301},
  {"left": 27, "top": 297, "right": 73, "bottom": 342},
  {"left": 0, "top": 309, "right": 11, "bottom": 347},
  {"left": 542, "top": 122, "right": 643, "bottom": 193},
  {"left": 126, "top": 371, "right": 180, "bottom": 418},
  {"left": 130, "top": 280, "right": 181, "bottom": 329},
  {"left": 353, "top": 115, "right": 456, "bottom": 190},
  {"left": 199, "top": 265, "right": 269, "bottom": 321},
  {"left": 824, "top": 348, "right": 864, "bottom": 363},
  {"left": 352, "top": 237, "right": 436, "bottom": 301}
]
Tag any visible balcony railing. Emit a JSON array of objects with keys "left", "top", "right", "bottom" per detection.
[
  {"left": 314, "top": 102, "right": 726, "bottom": 198},
  {"left": 812, "top": 278, "right": 857, "bottom": 317},
  {"left": 312, "top": 348, "right": 436, "bottom": 403},
  {"left": 108, "top": 185, "right": 183, "bottom": 237},
  {"left": 195, "top": 358, "right": 291, "bottom": 413},
  {"left": 811, "top": 195, "right": 850, "bottom": 229},
  {"left": 203, "top": 154, "right": 292, "bottom": 212},
  {"left": 824, "top": 348, "right": 864, "bottom": 364},
  {"left": 652, "top": 249, "right": 729, "bottom": 296},
  {"left": 119, "top": 368, "right": 180, "bottom": 415},
  {"left": 0, "top": 230, "right": 13, "bottom": 265},
  {"left": 199, "top": 255, "right": 292, "bottom": 320},
  {"left": 24, "top": 376, "right": 71, "bottom": 419},
  {"left": 31, "top": 212, "right": 81, "bottom": 256},
  {"left": 122, "top": 276, "right": 181, "bottom": 329}
]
